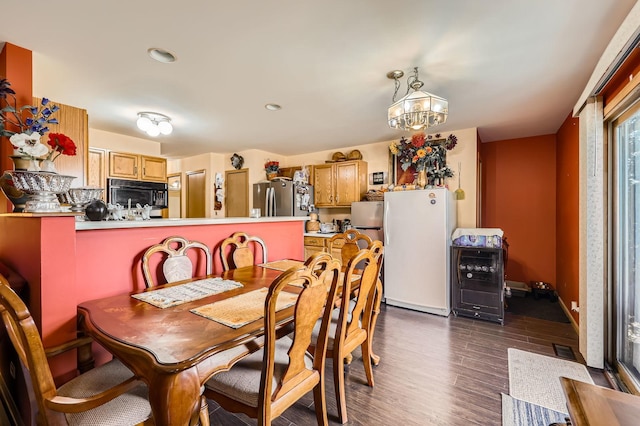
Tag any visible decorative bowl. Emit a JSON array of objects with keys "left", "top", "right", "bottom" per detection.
[
  {"left": 7, "top": 171, "right": 76, "bottom": 213},
  {"left": 60, "top": 187, "right": 104, "bottom": 212}
]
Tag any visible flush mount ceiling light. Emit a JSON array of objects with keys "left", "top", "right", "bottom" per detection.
[
  {"left": 147, "top": 48, "right": 176, "bottom": 63},
  {"left": 136, "top": 112, "right": 173, "bottom": 137},
  {"left": 387, "top": 67, "right": 448, "bottom": 131},
  {"left": 265, "top": 103, "right": 282, "bottom": 111}
]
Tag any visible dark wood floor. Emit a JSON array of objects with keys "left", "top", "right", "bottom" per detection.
[{"left": 207, "top": 302, "right": 606, "bottom": 425}]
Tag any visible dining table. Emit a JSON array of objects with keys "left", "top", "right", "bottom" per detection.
[{"left": 77, "top": 260, "right": 304, "bottom": 426}]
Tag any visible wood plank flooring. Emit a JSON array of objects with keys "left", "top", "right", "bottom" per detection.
[{"left": 207, "top": 303, "right": 606, "bottom": 425}]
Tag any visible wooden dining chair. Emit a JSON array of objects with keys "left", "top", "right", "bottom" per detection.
[
  {"left": 0, "top": 274, "right": 153, "bottom": 425},
  {"left": 309, "top": 241, "right": 384, "bottom": 424},
  {"left": 203, "top": 254, "right": 341, "bottom": 426},
  {"left": 141, "top": 235, "right": 212, "bottom": 288},
  {"left": 326, "top": 229, "right": 373, "bottom": 267},
  {"left": 219, "top": 231, "right": 268, "bottom": 271}
]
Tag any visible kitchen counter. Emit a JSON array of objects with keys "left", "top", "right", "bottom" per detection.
[
  {"left": 77, "top": 216, "right": 305, "bottom": 230},
  {"left": 303, "top": 232, "right": 338, "bottom": 238}
]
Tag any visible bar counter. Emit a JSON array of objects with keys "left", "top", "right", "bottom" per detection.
[{"left": 0, "top": 213, "right": 305, "bottom": 382}]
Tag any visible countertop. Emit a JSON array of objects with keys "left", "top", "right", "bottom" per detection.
[
  {"left": 76, "top": 216, "right": 306, "bottom": 230},
  {"left": 303, "top": 232, "right": 338, "bottom": 238}
]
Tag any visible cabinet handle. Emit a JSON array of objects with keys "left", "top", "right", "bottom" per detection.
[
  {"left": 134, "top": 166, "right": 138, "bottom": 175},
  {"left": 143, "top": 168, "right": 146, "bottom": 175},
  {"left": 336, "top": 194, "right": 339, "bottom": 203}
]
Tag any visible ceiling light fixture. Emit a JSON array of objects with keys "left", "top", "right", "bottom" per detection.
[
  {"left": 387, "top": 67, "right": 448, "bottom": 131},
  {"left": 136, "top": 112, "right": 173, "bottom": 137},
  {"left": 265, "top": 103, "right": 282, "bottom": 111},
  {"left": 147, "top": 48, "right": 176, "bottom": 63}
]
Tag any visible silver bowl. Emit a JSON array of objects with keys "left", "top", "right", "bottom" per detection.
[
  {"left": 7, "top": 170, "right": 76, "bottom": 212},
  {"left": 60, "top": 187, "right": 104, "bottom": 212}
]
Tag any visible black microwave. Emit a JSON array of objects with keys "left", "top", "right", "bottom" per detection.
[{"left": 106, "top": 178, "right": 168, "bottom": 209}]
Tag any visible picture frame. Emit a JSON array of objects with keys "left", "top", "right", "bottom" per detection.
[{"left": 389, "top": 151, "right": 417, "bottom": 185}]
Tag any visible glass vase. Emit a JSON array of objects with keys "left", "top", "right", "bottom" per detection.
[{"left": 415, "top": 169, "right": 427, "bottom": 189}]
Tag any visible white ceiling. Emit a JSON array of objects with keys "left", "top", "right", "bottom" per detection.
[{"left": 1, "top": 1, "right": 636, "bottom": 159}]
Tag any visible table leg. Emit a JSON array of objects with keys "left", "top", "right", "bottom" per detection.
[{"left": 148, "top": 366, "right": 201, "bottom": 426}]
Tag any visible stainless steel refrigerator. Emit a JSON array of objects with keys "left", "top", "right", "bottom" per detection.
[
  {"left": 350, "top": 201, "right": 384, "bottom": 242},
  {"left": 253, "top": 180, "right": 313, "bottom": 217}
]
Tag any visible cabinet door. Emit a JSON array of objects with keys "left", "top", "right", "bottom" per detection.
[
  {"left": 335, "top": 162, "right": 359, "bottom": 206},
  {"left": 141, "top": 156, "right": 167, "bottom": 182},
  {"left": 304, "top": 245, "right": 325, "bottom": 260},
  {"left": 88, "top": 148, "right": 106, "bottom": 193},
  {"left": 313, "top": 164, "right": 334, "bottom": 207},
  {"left": 109, "top": 152, "right": 139, "bottom": 179},
  {"left": 35, "top": 97, "right": 88, "bottom": 187}
]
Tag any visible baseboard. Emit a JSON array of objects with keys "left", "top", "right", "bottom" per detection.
[{"left": 558, "top": 296, "right": 579, "bottom": 334}]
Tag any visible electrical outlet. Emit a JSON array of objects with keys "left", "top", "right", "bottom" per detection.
[
  {"left": 571, "top": 301, "right": 580, "bottom": 312},
  {"left": 9, "top": 361, "right": 15, "bottom": 379}
]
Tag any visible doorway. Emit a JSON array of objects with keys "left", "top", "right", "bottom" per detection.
[
  {"left": 167, "top": 173, "right": 182, "bottom": 218},
  {"left": 186, "top": 169, "right": 206, "bottom": 218},
  {"left": 225, "top": 169, "right": 249, "bottom": 217}
]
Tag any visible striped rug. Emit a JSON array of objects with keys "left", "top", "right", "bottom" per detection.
[{"left": 501, "top": 393, "right": 568, "bottom": 426}]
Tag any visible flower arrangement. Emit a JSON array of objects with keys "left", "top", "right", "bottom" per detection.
[
  {"left": 264, "top": 160, "right": 280, "bottom": 173},
  {"left": 0, "top": 78, "right": 76, "bottom": 170},
  {"left": 389, "top": 132, "right": 457, "bottom": 185}
]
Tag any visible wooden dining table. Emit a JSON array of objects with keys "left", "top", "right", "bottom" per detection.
[{"left": 77, "top": 263, "right": 302, "bottom": 426}]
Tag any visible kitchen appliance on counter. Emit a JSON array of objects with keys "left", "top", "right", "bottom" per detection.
[
  {"left": 253, "top": 180, "right": 313, "bottom": 217},
  {"left": 383, "top": 188, "right": 456, "bottom": 316},
  {"left": 350, "top": 201, "right": 383, "bottom": 242},
  {"left": 106, "top": 178, "right": 168, "bottom": 218}
]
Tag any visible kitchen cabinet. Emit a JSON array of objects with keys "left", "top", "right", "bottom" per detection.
[
  {"left": 313, "top": 160, "right": 367, "bottom": 207},
  {"left": 88, "top": 148, "right": 107, "bottom": 193},
  {"left": 34, "top": 97, "right": 88, "bottom": 187},
  {"left": 303, "top": 235, "right": 345, "bottom": 261},
  {"left": 108, "top": 152, "right": 167, "bottom": 182}
]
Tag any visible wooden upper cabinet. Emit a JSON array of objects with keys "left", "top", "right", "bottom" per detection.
[
  {"left": 313, "top": 160, "right": 367, "bottom": 207},
  {"left": 88, "top": 148, "right": 106, "bottom": 192},
  {"left": 34, "top": 97, "right": 88, "bottom": 187},
  {"left": 108, "top": 152, "right": 166, "bottom": 182}
]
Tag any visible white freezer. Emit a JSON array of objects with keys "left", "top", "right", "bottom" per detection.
[{"left": 383, "top": 188, "right": 456, "bottom": 316}]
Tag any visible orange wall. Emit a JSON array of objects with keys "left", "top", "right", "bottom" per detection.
[
  {"left": 480, "top": 134, "right": 557, "bottom": 284},
  {"left": 555, "top": 113, "right": 580, "bottom": 322}
]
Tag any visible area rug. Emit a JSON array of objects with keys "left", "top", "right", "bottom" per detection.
[
  {"left": 501, "top": 393, "right": 568, "bottom": 426},
  {"left": 506, "top": 296, "right": 570, "bottom": 323},
  {"left": 508, "top": 348, "right": 594, "bottom": 413}
]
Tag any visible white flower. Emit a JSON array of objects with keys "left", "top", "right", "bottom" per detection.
[{"left": 9, "top": 132, "right": 49, "bottom": 158}]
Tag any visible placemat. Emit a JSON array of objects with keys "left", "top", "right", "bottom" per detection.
[
  {"left": 132, "top": 278, "right": 243, "bottom": 309},
  {"left": 190, "top": 288, "right": 298, "bottom": 328},
  {"left": 258, "top": 259, "right": 304, "bottom": 271}
]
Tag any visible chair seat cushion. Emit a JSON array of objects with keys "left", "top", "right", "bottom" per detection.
[
  {"left": 205, "top": 336, "right": 313, "bottom": 407},
  {"left": 57, "top": 359, "right": 151, "bottom": 426},
  {"left": 311, "top": 299, "right": 356, "bottom": 350}
]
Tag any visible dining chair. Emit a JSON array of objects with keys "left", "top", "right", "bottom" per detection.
[
  {"left": 326, "top": 229, "right": 373, "bottom": 267},
  {"left": 141, "top": 235, "right": 212, "bottom": 288},
  {"left": 219, "top": 231, "right": 268, "bottom": 271},
  {"left": 0, "top": 273, "right": 153, "bottom": 425},
  {"left": 203, "top": 254, "right": 341, "bottom": 426},
  {"left": 309, "top": 241, "right": 384, "bottom": 424}
]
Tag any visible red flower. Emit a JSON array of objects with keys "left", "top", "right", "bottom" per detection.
[
  {"left": 411, "top": 132, "right": 425, "bottom": 148},
  {"left": 46, "top": 133, "right": 77, "bottom": 160}
]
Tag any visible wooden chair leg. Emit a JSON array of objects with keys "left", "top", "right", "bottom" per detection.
[
  {"left": 368, "top": 279, "right": 383, "bottom": 366},
  {"left": 361, "top": 341, "right": 374, "bottom": 387},
  {"left": 333, "top": 352, "right": 348, "bottom": 424},
  {"left": 313, "top": 373, "right": 328, "bottom": 426},
  {"left": 199, "top": 396, "right": 210, "bottom": 426}
]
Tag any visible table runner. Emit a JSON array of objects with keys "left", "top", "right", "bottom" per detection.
[
  {"left": 190, "top": 287, "right": 298, "bottom": 328},
  {"left": 258, "top": 259, "right": 304, "bottom": 271},
  {"left": 132, "top": 278, "right": 243, "bottom": 308}
]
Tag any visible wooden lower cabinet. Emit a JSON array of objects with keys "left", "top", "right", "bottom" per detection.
[{"left": 303, "top": 236, "right": 345, "bottom": 261}]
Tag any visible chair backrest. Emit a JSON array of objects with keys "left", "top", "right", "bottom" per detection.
[
  {"left": 0, "top": 274, "right": 65, "bottom": 425},
  {"left": 336, "top": 242, "right": 384, "bottom": 347},
  {"left": 141, "top": 236, "right": 212, "bottom": 288},
  {"left": 219, "top": 232, "right": 268, "bottom": 271},
  {"left": 327, "top": 229, "right": 373, "bottom": 266},
  {"left": 260, "top": 255, "right": 341, "bottom": 409}
]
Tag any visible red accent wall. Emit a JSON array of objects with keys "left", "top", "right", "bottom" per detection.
[
  {"left": 480, "top": 134, "right": 557, "bottom": 284},
  {"left": 556, "top": 114, "right": 580, "bottom": 322},
  {"left": 0, "top": 43, "right": 33, "bottom": 213}
]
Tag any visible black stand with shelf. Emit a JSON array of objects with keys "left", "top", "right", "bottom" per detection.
[{"left": 451, "top": 246, "right": 504, "bottom": 324}]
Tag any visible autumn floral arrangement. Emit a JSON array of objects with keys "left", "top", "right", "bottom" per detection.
[
  {"left": 389, "top": 132, "right": 457, "bottom": 185},
  {"left": 0, "top": 78, "right": 77, "bottom": 171},
  {"left": 264, "top": 160, "right": 280, "bottom": 173}
]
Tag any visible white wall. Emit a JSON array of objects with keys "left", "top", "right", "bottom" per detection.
[{"left": 89, "top": 128, "right": 162, "bottom": 156}]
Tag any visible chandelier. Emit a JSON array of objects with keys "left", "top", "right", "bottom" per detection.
[
  {"left": 136, "top": 112, "right": 173, "bottom": 137},
  {"left": 387, "top": 67, "right": 448, "bottom": 131}
]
